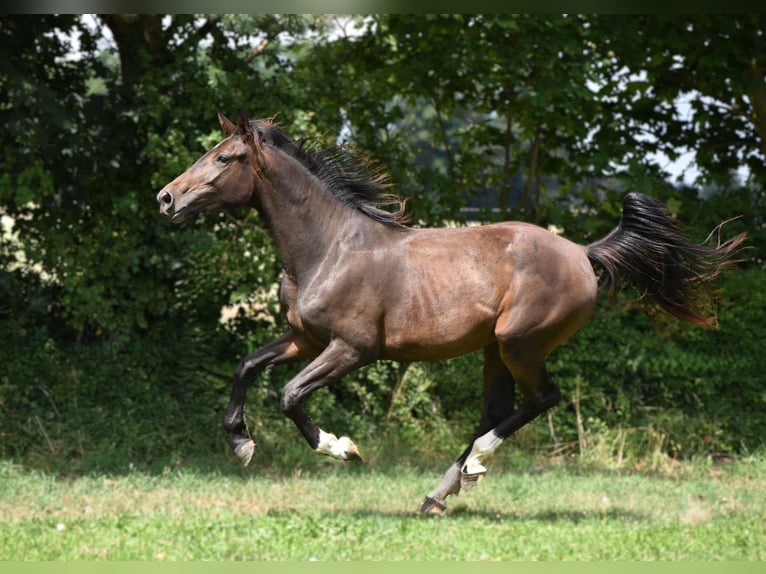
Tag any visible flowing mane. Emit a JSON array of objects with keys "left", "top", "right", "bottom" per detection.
[{"left": 252, "top": 119, "right": 410, "bottom": 228}]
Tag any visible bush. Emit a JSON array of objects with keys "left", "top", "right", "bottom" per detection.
[
  {"left": 3, "top": 234, "right": 763, "bottom": 473},
  {"left": 548, "top": 265, "right": 766, "bottom": 459}
]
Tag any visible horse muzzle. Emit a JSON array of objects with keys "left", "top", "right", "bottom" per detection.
[{"left": 157, "top": 188, "right": 184, "bottom": 222}]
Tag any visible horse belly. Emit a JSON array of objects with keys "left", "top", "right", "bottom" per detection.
[
  {"left": 379, "top": 266, "right": 504, "bottom": 362},
  {"left": 382, "top": 320, "right": 496, "bottom": 362}
]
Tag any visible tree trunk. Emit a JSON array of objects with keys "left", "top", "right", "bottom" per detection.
[{"left": 99, "top": 14, "right": 167, "bottom": 97}]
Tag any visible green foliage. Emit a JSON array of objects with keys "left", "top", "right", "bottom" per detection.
[
  {"left": 0, "top": 310, "right": 230, "bottom": 473},
  {"left": 547, "top": 264, "right": 766, "bottom": 458},
  {"left": 589, "top": 15, "right": 766, "bottom": 187},
  {"left": 1, "top": 15, "right": 765, "bottom": 474},
  {"left": 296, "top": 15, "right": 602, "bottom": 224}
]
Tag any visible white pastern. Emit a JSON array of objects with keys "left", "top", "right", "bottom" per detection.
[
  {"left": 315, "top": 429, "right": 355, "bottom": 460},
  {"left": 463, "top": 431, "right": 504, "bottom": 476}
]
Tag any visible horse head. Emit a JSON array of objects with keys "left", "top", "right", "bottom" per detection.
[{"left": 156, "top": 111, "right": 263, "bottom": 223}]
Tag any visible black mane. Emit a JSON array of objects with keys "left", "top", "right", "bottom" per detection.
[{"left": 252, "top": 119, "right": 409, "bottom": 228}]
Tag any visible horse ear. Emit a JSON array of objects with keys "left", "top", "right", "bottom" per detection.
[
  {"left": 218, "top": 112, "right": 236, "bottom": 136},
  {"left": 236, "top": 109, "right": 254, "bottom": 145}
]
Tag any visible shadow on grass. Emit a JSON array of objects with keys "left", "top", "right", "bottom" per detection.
[
  {"left": 442, "top": 506, "right": 646, "bottom": 524},
  {"left": 262, "top": 505, "right": 648, "bottom": 524},
  {"left": 8, "top": 430, "right": 749, "bottom": 484}
]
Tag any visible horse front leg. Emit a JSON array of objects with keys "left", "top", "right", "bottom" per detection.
[
  {"left": 223, "top": 330, "right": 315, "bottom": 467},
  {"left": 280, "top": 339, "right": 369, "bottom": 462}
]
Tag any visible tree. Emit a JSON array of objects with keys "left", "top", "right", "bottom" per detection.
[
  {"left": 588, "top": 15, "right": 766, "bottom": 188},
  {"left": 0, "top": 14, "right": 328, "bottom": 338},
  {"left": 294, "top": 15, "right": 604, "bottom": 224},
  {"left": 0, "top": 15, "right": 326, "bottom": 469}
]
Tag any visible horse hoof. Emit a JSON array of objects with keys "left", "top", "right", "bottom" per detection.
[
  {"left": 329, "top": 436, "right": 364, "bottom": 462},
  {"left": 460, "top": 471, "right": 485, "bottom": 490},
  {"left": 420, "top": 496, "right": 447, "bottom": 514},
  {"left": 345, "top": 449, "right": 364, "bottom": 463},
  {"left": 234, "top": 439, "right": 255, "bottom": 467},
  {"left": 343, "top": 437, "right": 364, "bottom": 462},
  {"left": 316, "top": 432, "right": 364, "bottom": 461}
]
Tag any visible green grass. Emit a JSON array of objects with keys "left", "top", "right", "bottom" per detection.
[{"left": 1, "top": 456, "right": 765, "bottom": 560}]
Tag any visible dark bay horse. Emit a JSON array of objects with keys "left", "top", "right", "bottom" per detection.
[{"left": 157, "top": 111, "right": 745, "bottom": 513}]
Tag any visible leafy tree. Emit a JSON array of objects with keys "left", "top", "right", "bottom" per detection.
[
  {"left": 588, "top": 15, "right": 766, "bottom": 188},
  {"left": 0, "top": 15, "right": 321, "bottom": 469},
  {"left": 295, "top": 15, "right": 604, "bottom": 224}
]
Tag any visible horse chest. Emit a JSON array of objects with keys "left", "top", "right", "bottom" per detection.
[{"left": 279, "top": 266, "right": 382, "bottom": 350}]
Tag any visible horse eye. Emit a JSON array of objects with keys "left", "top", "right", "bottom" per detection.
[{"left": 216, "top": 154, "right": 229, "bottom": 164}]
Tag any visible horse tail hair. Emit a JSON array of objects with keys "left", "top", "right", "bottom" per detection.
[{"left": 586, "top": 192, "right": 746, "bottom": 328}]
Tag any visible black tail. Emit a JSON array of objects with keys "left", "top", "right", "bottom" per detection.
[{"left": 586, "top": 192, "right": 746, "bottom": 328}]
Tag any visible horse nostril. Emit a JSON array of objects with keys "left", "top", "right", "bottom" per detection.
[{"left": 158, "top": 190, "right": 173, "bottom": 206}]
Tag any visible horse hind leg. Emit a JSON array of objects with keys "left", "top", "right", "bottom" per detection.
[
  {"left": 420, "top": 463, "right": 463, "bottom": 514},
  {"left": 460, "top": 356, "right": 561, "bottom": 487},
  {"left": 420, "top": 344, "right": 516, "bottom": 514}
]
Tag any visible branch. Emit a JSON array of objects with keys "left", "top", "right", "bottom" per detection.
[
  {"left": 747, "top": 58, "right": 766, "bottom": 159},
  {"left": 244, "top": 38, "right": 271, "bottom": 62},
  {"left": 499, "top": 101, "right": 513, "bottom": 218},
  {"left": 512, "top": 123, "right": 542, "bottom": 221},
  {"left": 195, "top": 17, "right": 216, "bottom": 40},
  {"left": 433, "top": 96, "right": 457, "bottom": 190}
]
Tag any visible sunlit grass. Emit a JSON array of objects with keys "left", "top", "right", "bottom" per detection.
[{"left": 1, "top": 455, "right": 765, "bottom": 560}]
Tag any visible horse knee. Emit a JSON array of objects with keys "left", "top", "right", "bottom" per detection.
[{"left": 233, "top": 357, "right": 253, "bottom": 384}]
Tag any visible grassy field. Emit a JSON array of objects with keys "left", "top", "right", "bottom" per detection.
[{"left": 1, "top": 455, "right": 765, "bottom": 560}]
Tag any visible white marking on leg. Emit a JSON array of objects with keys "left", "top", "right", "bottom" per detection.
[
  {"left": 463, "top": 430, "right": 504, "bottom": 476},
  {"left": 427, "top": 462, "right": 462, "bottom": 504},
  {"left": 315, "top": 429, "right": 355, "bottom": 460},
  {"left": 316, "top": 429, "right": 339, "bottom": 457}
]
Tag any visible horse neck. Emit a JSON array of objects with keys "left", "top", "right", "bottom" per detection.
[{"left": 255, "top": 150, "right": 380, "bottom": 280}]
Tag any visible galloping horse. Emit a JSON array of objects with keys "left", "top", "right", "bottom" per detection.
[{"left": 157, "top": 111, "right": 744, "bottom": 513}]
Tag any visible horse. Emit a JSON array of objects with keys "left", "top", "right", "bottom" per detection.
[{"left": 157, "top": 111, "right": 745, "bottom": 513}]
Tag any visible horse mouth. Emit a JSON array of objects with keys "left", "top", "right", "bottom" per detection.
[{"left": 170, "top": 207, "right": 188, "bottom": 223}]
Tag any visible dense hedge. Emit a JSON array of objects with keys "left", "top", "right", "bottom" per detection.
[{"left": 2, "top": 228, "right": 763, "bottom": 474}]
